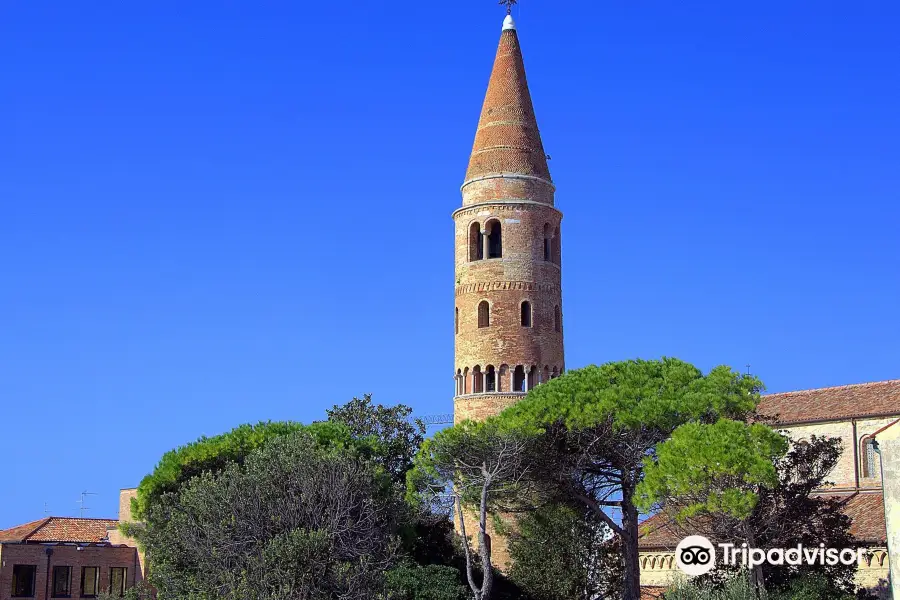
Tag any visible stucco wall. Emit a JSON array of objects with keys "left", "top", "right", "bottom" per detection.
[{"left": 875, "top": 423, "right": 900, "bottom": 599}]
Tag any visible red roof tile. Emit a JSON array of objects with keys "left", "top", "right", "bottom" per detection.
[
  {"left": 835, "top": 492, "right": 887, "bottom": 544},
  {"left": 757, "top": 379, "right": 900, "bottom": 425},
  {"left": 638, "top": 512, "right": 684, "bottom": 550},
  {"left": 0, "top": 518, "right": 50, "bottom": 543},
  {"left": 638, "top": 492, "right": 887, "bottom": 549},
  {"left": 0, "top": 517, "right": 118, "bottom": 544}
]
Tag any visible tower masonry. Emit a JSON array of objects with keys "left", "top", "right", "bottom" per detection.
[{"left": 453, "top": 14, "right": 565, "bottom": 424}]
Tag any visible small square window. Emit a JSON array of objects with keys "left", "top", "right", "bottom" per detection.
[
  {"left": 109, "top": 567, "right": 127, "bottom": 597},
  {"left": 81, "top": 566, "right": 100, "bottom": 597},
  {"left": 11, "top": 565, "right": 37, "bottom": 598},
  {"left": 52, "top": 565, "right": 72, "bottom": 597}
]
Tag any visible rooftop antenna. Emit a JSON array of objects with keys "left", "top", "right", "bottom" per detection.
[
  {"left": 76, "top": 491, "right": 97, "bottom": 518},
  {"left": 746, "top": 364, "right": 752, "bottom": 376},
  {"left": 44, "top": 502, "right": 50, "bottom": 516},
  {"left": 499, "top": 0, "right": 518, "bottom": 15}
]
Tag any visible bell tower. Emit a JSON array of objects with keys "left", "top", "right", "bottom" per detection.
[{"left": 453, "top": 12, "right": 564, "bottom": 424}]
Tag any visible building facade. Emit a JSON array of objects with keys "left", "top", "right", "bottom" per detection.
[
  {"left": 453, "top": 13, "right": 565, "bottom": 424},
  {"left": 639, "top": 379, "right": 900, "bottom": 598},
  {"left": 0, "top": 490, "right": 144, "bottom": 600},
  {"left": 874, "top": 419, "right": 900, "bottom": 599}
]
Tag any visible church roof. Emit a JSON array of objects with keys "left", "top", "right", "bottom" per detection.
[
  {"left": 840, "top": 491, "right": 888, "bottom": 544},
  {"left": 638, "top": 491, "right": 887, "bottom": 549},
  {"left": 464, "top": 15, "right": 551, "bottom": 185},
  {"left": 757, "top": 379, "right": 900, "bottom": 425},
  {"left": 0, "top": 517, "right": 119, "bottom": 544}
]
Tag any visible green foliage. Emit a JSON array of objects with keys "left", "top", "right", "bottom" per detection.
[
  {"left": 96, "top": 581, "right": 154, "bottom": 600},
  {"left": 136, "top": 397, "right": 461, "bottom": 600},
  {"left": 141, "top": 430, "right": 400, "bottom": 600},
  {"left": 664, "top": 573, "right": 860, "bottom": 600},
  {"left": 499, "top": 359, "right": 762, "bottom": 435},
  {"left": 326, "top": 394, "right": 426, "bottom": 485},
  {"left": 133, "top": 419, "right": 353, "bottom": 519},
  {"left": 663, "top": 574, "right": 759, "bottom": 600},
  {"left": 508, "top": 503, "right": 621, "bottom": 600},
  {"left": 637, "top": 419, "right": 789, "bottom": 520},
  {"left": 406, "top": 418, "right": 536, "bottom": 600},
  {"left": 406, "top": 418, "right": 533, "bottom": 511},
  {"left": 492, "top": 359, "right": 763, "bottom": 598},
  {"left": 384, "top": 564, "right": 468, "bottom": 600},
  {"left": 770, "top": 574, "right": 858, "bottom": 600}
]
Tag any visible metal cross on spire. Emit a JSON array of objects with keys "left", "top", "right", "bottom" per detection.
[{"left": 499, "top": 0, "right": 518, "bottom": 15}]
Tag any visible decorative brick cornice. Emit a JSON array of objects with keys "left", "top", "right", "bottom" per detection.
[
  {"left": 455, "top": 392, "right": 527, "bottom": 401},
  {"left": 455, "top": 281, "right": 561, "bottom": 297},
  {"left": 452, "top": 200, "right": 562, "bottom": 220}
]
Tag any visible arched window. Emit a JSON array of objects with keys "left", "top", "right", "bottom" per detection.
[
  {"left": 543, "top": 224, "right": 552, "bottom": 262},
  {"left": 486, "top": 365, "right": 497, "bottom": 392},
  {"left": 486, "top": 220, "right": 502, "bottom": 259},
  {"left": 554, "top": 305, "right": 561, "bottom": 332},
  {"left": 463, "top": 367, "right": 470, "bottom": 394},
  {"left": 552, "top": 226, "right": 561, "bottom": 265},
  {"left": 456, "top": 369, "right": 462, "bottom": 396},
  {"left": 478, "top": 301, "right": 490, "bottom": 328},
  {"left": 862, "top": 437, "right": 879, "bottom": 478},
  {"left": 521, "top": 301, "right": 532, "bottom": 327},
  {"left": 473, "top": 366, "right": 483, "bottom": 393},
  {"left": 455, "top": 307, "right": 459, "bottom": 335},
  {"left": 469, "top": 222, "right": 483, "bottom": 261},
  {"left": 551, "top": 367, "right": 559, "bottom": 379},
  {"left": 527, "top": 366, "right": 537, "bottom": 389},
  {"left": 513, "top": 366, "right": 526, "bottom": 392}
]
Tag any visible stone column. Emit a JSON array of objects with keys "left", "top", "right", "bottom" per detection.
[{"left": 875, "top": 421, "right": 900, "bottom": 600}]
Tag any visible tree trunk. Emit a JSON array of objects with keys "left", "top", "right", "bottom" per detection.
[
  {"left": 454, "top": 495, "right": 481, "bottom": 600},
  {"left": 743, "top": 525, "right": 767, "bottom": 599},
  {"left": 621, "top": 489, "right": 641, "bottom": 600},
  {"left": 479, "top": 477, "right": 494, "bottom": 600}
]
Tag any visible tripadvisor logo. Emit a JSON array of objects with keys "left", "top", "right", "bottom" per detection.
[
  {"left": 676, "top": 536, "right": 716, "bottom": 576},
  {"left": 674, "top": 535, "right": 867, "bottom": 576}
]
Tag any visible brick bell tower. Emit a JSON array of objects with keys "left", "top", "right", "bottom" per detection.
[{"left": 453, "top": 12, "right": 564, "bottom": 425}]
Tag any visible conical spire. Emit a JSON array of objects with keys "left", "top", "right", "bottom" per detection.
[{"left": 464, "top": 16, "right": 551, "bottom": 185}]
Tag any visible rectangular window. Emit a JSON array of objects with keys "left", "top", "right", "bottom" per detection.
[
  {"left": 109, "top": 567, "right": 127, "bottom": 597},
  {"left": 11, "top": 565, "right": 36, "bottom": 598},
  {"left": 52, "top": 565, "right": 72, "bottom": 597},
  {"left": 81, "top": 567, "right": 100, "bottom": 597}
]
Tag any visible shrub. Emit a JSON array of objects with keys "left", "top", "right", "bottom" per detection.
[
  {"left": 384, "top": 564, "right": 468, "bottom": 600},
  {"left": 663, "top": 574, "right": 759, "bottom": 600}
]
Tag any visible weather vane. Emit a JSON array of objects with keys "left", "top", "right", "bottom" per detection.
[{"left": 499, "top": 0, "right": 518, "bottom": 15}]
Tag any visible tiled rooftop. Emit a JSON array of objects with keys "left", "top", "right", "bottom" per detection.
[
  {"left": 0, "top": 517, "right": 119, "bottom": 544},
  {"left": 639, "top": 491, "right": 887, "bottom": 549},
  {"left": 758, "top": 379, "right": 900, "bottom": 425}
]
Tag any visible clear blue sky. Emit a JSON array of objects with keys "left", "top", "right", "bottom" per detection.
[{"left": 1, "top": 1, "right": 898, "bottom": 528}]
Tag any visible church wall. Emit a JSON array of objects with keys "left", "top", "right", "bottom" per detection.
[
  {"left": 639, "top": 547, "right": 890, "bottom": 596},
  {"left": 779, "top": 416, "right": 895, "bottom": 489},
  {"left": 778, "top": 421, "right": 857, "bottom": 488}
]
